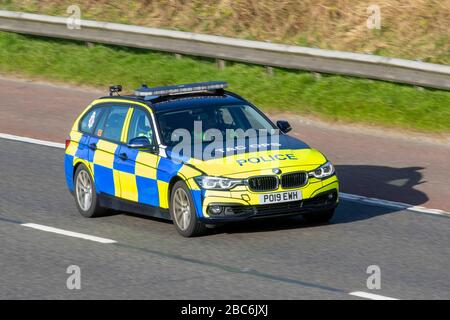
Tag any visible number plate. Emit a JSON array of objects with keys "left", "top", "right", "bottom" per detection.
[{"left": 259, "top": 190, "right": 302, "bottom": 204}]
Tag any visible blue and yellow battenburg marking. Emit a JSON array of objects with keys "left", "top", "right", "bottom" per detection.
[
  {"left": 64, "top": 99, "right": 202, "bottom": 216},
  {"left": 65, "top": 98, "right": 339, "bottom": 220}
]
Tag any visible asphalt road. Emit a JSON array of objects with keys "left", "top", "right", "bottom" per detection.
[{"left": 1, "top": 139, "right": 449, "bottom": 299}]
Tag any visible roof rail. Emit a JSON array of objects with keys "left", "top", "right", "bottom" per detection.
[{"left": 134, "top": 81, "right": 228, "bottom": 97}]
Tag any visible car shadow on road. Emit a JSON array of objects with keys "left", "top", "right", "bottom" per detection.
[
  {"left": 335, "top": 165, "right": 428, "bottom": 206},
  {"left": 214, "top": 165, "right": 429, "bottom": 235}
]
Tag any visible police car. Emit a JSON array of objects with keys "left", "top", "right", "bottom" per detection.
[{"left": 65, "top": 82, "right": 339, "bottom": 237}]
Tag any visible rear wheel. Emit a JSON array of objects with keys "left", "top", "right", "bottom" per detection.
[
  {"left": 170, "top": 181, "right": 207, "bottom": 237},
  {"left": 302, "top": 208, "right": 335, "bottom": 224},
  {"left": 74, "top": 164, "right": 106, "bottom": 218}
]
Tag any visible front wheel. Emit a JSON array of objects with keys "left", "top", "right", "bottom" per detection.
[
  {"left": 302, "top": 208, "right": 335, "bottom": 224},
  {"left": 169, "top": 181, "right": 207, "bottom": 237}
]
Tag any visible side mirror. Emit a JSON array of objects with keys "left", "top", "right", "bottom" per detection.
[
  {"left": 127, "top": 136, "right": 153, "bottom": 149},
  {"left": 276, "top": 120, "right": 292, "bottom": 134}
]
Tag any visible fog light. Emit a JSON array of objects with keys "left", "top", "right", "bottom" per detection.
[
  {"left": 208, "top": 205, "right": 223, "bottom": 215},
  {"left": 328, "top": 193, "right": 334, "bottom": 199}
]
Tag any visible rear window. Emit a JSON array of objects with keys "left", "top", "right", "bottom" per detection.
[{"left": 79, "top": 108, "right": 104, "bottom": 135}]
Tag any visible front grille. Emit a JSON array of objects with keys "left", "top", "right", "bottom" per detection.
[
  {"left": 231, "top": 200, "right": 303, "bottom": 216},
  {"left": 247, "top": 176, "right": 278, "bottom": 192},
  {"left": 281, "top": 172, "right": 308, "bottom": 189}
]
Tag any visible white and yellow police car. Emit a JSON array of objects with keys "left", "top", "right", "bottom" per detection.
[{"left": 65, "top": 82, "right": 339, "bottom": 237}]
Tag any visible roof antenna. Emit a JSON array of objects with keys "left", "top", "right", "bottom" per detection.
[{"left": 109, "top": 85, "right": 122, "bottom": 96}]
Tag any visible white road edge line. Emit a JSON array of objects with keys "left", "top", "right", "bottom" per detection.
[
  {"left": 340, "top": 193, "right": 450, "bottom": 216},
  {"left": 21, "top": 223, "right": 117, "bottom": 244},
  {"left": 349, "top": 291, "right": 399, "bottom": 300},
  {"left": 0, "top": 133, "right": 64, "bottom": 149},
  {"left": 1, "top": 133, "right": 449, "bottom": 217}
]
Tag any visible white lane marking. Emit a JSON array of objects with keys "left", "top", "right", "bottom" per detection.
[
  {"left": 349, "top": 291, "right": 399, "bottom": 300},
  {"left": 0, "top": 133, "right": 64, "bottom": 149},
  {"left": 21, "top": 223, "right": 117, "bottom": 244},
  {"left": 407, "top": 206, "right": 450, "bottom": 216},
  {"left": 1, "top": 133, "right": 449, "bottom": 217},
  {"left": 340, "top": 193, "right": 450, "bottom": 216}
]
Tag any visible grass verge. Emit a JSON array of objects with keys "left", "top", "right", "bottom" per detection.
[
  {"left": 2, "top": 0, "right": 449, "bottom": 65},
  {"left": 0, "top": 31, "right": 449, "bottom": 133}
]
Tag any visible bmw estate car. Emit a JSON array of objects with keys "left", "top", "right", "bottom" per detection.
[{"left": 64, "top": 82, "right": 339, "bottom": 237}]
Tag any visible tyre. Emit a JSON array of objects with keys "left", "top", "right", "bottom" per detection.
[
  {"left": 169, "top": 181, "right": 207, "bottom": 237},
  {"left": 74, "top": 164, "right": 106, "bottom": 218},
  {"left": 302, "top": 208, "right": 335, "bottom": 224}
]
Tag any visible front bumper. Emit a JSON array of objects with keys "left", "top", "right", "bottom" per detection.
[
  {"left": 188, "top": 173, "right": 339, "bottom": 223},
  {"left": 199, "top": 189, "right": 338, "bottom": 223}
]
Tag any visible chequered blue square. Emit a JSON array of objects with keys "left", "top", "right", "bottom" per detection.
[
  {"left": 113, "top": 147, "right": 139, "bottom": 174},
  {"left": 157, "top": 157, "right": 183, "bottom": 183},
  {"left": 93, "top": 164, "right": 115, "bottom": 196},
  {"left": 136, "top": 176, "right": 159, "bottom": 207}
]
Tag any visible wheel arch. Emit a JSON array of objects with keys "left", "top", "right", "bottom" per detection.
[
  {"left": 168, "top": 175, "right": 184, "bottom": 203},
  {"left": 167, "top": 172, "right": 200, "bottom": 202},
  {"left": 73, "top": 159, "right": 94, "bottom": 182}
]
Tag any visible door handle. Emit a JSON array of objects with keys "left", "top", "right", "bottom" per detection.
[
  {"left": 119, "top": 152, "right": 128, "bottom": 160},
  {"left": 89, "top": 143, "right": 97, "bottom": 150}
]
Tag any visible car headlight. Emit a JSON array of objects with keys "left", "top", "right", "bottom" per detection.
[
  {"left": 308, "top": 161, "right": 335, "bottom": 179},
  {"left": 194, "top": 176, "right": 244, "bottom": 190}
]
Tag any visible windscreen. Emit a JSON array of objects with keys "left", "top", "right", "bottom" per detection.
[{"left": 156, "top": 104, "right": 276, "bottom": 146}]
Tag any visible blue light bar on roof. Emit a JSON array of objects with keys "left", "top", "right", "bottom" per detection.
[{"left": 134, "top": 81, "right": 228, "bottom": 97}]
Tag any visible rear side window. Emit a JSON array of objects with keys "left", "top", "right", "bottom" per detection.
[
  {"left": 79, "top": 108, "right": 104, "bottom": 135},
  {"left": 98, "top": 106, "right": 129, "bottom": 142}
]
